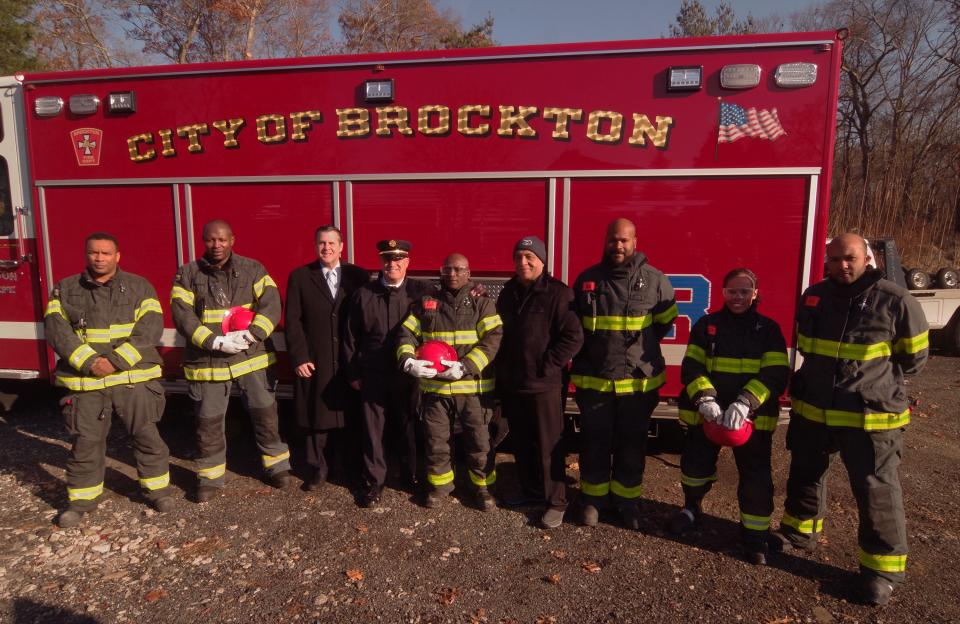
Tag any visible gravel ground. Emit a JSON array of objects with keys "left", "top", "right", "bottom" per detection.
[{"left": 1, "top": 355, "right": 958, "bottom": 624}]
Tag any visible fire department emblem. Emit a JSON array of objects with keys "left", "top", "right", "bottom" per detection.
[{"left": 70, "top": 128, "right": 103, "bottom": 166}]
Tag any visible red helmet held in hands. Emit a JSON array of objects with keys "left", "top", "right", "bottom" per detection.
[
  {"left": 416, "top": 340, "right": 458, "bottom": 372},
  {"left": 704, "top": 418, "right": 753, "bottom": 447},
  {"left": 221, "top": 306, "right": 255, "bottom": 334}
]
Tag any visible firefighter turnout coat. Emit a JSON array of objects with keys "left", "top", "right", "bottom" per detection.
[{"left": 171, "top": 254, "right": 281, "bottom": 382}]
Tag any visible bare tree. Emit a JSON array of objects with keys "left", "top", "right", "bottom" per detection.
[
  {"left": 29, "top": 0, "right": 131, "bottom": 70},
  {"left": 338, "top": 0, "right": 494, "bottom": 53}
]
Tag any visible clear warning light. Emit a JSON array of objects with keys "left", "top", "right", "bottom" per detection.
[
  {"left": 34, "top": 96, "right": 64, "bottom": 117},
  {"left": 720, "top": 64, "right": 761, "bottom": 89},
  {"left": 775, "top": 63, "right": 818, "bottom": 87}
]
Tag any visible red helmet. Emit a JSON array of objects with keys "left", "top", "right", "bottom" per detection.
[
  {"left": 221, "top": 306, "right": 255, "bottom": 334},
  {"left": 416, "top": 340, "right": 458, "bottom": 372},
  {"left": 703, "top": 418, "right": 754, "bottom": 447}
]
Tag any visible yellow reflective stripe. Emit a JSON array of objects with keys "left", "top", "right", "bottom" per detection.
[
  {"left": 402, "top": 315, "right": 421, "bottom": 337},
  {"left": 83, "top": 323, "right": 136, "bottom": 343},
  {"left": 753, "top": 415, "right": 778, "bottom": 431},
  {"left": 893, "top": 331, "right": 929, "bottom": 355},
  {"left": 582, "top": 314, "right": 652, "bottom": 332},
  {"left": 140, "top": 472, "right": 170, "bottom": 491},
  {"left": 469, "top": 470, "right": 497, "bottom": 487},
  {"left": 781, "top": 512, "right": 823, "bottom": 534},
  {"left": 610, "top": 480, "right": 643, "bottom": 499},
  {"left": 419, "top": 378, "right": 495, "bottom": 395},
  {"left": 743, "top": 379, "right": 771, "bottom": 404},
  {"left": 183, "top": 353, "right": 276, "bottom": 382},
  {"left": 262, "top": 450, "right": 290, "bottom": 468},
  {"left": 397, "top": 344, "right": 416, "bottom": 359},
  {"left": 422, "top": 330, "right": 478, "bottom": 345},
  {"left": 476, "top": 314, "right": 503, "bottom": 338},
  {"left": 859, "top": 550, "right": 907, "bottom": 573},
  {"left": 170, "top": 286, "right": 195, "bottom": 306},
  {"left": 202, "top": 304, "right": 253, "bottom": 323},
  {"left": 197, "top": 463, "right": 226, "bottom": 480},
  {"left": 797, "top": 333, "right": 892, "bottom": 361},
  {"left": 740, "top": 512, "right": 771, "bottom": 531},
  {"left": 681, "top": 472, "right": 717, "bottom": 487},
  {"left": 760, "top": 351, "right": 789, "bottom": 367},
  {"left": 571, "top": 372, "right": 665, "bottom": 395},
  {"left": 135, "top": 298, "right": 163, "bottom": 321},
  {"left": 251, "top": 314, "right": 274, "bottom": 336},
  {"left": 68, "top": 344, "right": 98, "bottom": 369},
  {"left": 55, "top": 365, "right": 163, "bottom": 391},
  {"left": 427, "top": 470, "right": 454, "bottom": 486},
  {"left": 684, "top": 343, "right": 707, "bottom": 365},
  {"left": 653, "top": 303, "right": 679, "bottom": 325},
  {"left": 580, "top": 480, "right": 610, "bottom": 497},
  {"left": 678, "top": 408, "right": 702, "bottom": 426},
  {"left": 68, "top": 482, "right": 104, "bottom": 501},
  {"left": 708, "top": 357, "right": 761, "bottom": 374},
  {"left": 685, "top": 375, "right": 715, "bottom": 399},
  {"left": 45, "top": 299, "right": 67, "bottom": 319},
  {"left": 791, "top": 399, "right": 910, "bottom": 431},
  {"left": 253, "top": 275, "right": 278, "bottom": 299},
  {"left": 464, "top": 348, "right": 489, "bottom": 372},
  {"left": 114, "top": 342, "right": 142, "bottom": 367},
  {"left": 191, "top": 325, "right": 213, "bottom": 348}
]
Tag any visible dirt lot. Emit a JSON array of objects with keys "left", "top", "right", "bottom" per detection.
[{"left": 1, "top": 354, "right": 958, "bottom": 624}]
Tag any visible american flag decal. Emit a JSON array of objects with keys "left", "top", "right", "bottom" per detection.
[{"left": 718, "top": 102, "right": 786, "bottom": 144}]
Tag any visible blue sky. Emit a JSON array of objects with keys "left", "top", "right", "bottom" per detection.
[{"left": 434, "top": 0, "right": 817, "bottom": 45}]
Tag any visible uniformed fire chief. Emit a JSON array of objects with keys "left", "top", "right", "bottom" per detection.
[
  {"left": 571, "top": 217, "right": 678, "bottom": 529},
  {"left": 171, "top": 219, "right": 291, "bottom": 502},
  {"left": 45, "top": 232, "right": 173, "bottom": 528},
  {"left": 776, "top": 233, "right": 929, "bottom": 606},
  {"left": 397, "top": 253, "right": 503, "bottom": 511},
  {"left": 342, "top": 239, "right": 433, "bottom": 507}
]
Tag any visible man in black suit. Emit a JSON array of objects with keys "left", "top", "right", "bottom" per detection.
[
  {"left": 284, "top": 225, "right": 369, "bottom": 490},
  {"left": 342, "top": 239, "right": 433, "bottom": 507}
]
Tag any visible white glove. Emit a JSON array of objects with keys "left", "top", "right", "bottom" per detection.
[
  {"left": 213, "top": 335, "right": 243, "bottom": 355},
  {"left": 225, "top": 330, "right": 256, "bottom": 347},
  {"left": 697, "top": 399, "right": 723, "bottom": 423},
  {"left": 402, "top": 358, "right": 438, "bottom": 379},
  {"left": 722, "top": 401, "right": 751, "bottom": 430},
  {"left": 435, "top": 359, "right": 465, "bottom": 381}
]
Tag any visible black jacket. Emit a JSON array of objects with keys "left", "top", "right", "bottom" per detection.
[
  {"left": 284, "top": 261, "right": 369, "bottom": 430},
  {"left": 495, "top": 273, "right": 583, "bottom": 394}
]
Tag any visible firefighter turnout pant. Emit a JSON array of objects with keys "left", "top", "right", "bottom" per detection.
[
  {"left": 680, "top": 424, "right": 774, "bottom": 545},
  {"left": 575, "top": 389, "right": 658, "bottom": 508},
  {"left": 61, "top": 381, "right": 170, "bottom": 511},
  {"left": 781, "top": 413, "right": 908, "bottom": 585},
  {"left": 189, "top": 369, "right": 291, "bottom": 488},
  {"left": 421, "top": 393, "right": 495, "bottom": 494}
]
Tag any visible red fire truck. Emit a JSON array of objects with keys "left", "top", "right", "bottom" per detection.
[{"left": 0, "top": 31, "right": 843, "bottom": 416}]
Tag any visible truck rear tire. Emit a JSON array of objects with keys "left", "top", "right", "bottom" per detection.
[
  {"left": 906, "top": 268, "right": 931, "bottom": 290},
  {"left": 936, "top": 268, "right": 958, "bottom": 289}
]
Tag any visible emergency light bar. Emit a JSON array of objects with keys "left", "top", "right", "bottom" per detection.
[
  {"left": 667, "top": 66, "right": 702, "bottom": 91},
  {"left": 720, "top": 64, "right": 761, "bottom": 89},
  {"left": 775, "top": 63, "right": 818, "bottom": 87},
  {"left": 68, "top": 94, "right": 100, "bottom": 115},
  {"left": 108, "top": 92, "right": 137, "bottom": 113},
  {"left": 34, "top": 96, "right": 63, "bottom": 117}
]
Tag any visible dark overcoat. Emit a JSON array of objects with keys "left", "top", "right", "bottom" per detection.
[{"left": 284, "top": 261, "right": 369, "bottom": 430}]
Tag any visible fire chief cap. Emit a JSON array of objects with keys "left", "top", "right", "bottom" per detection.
[{"left": 377, "top": 239, "right": 412, "bottom": 258}]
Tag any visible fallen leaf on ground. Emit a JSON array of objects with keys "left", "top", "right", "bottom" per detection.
[
  {"left": 536, "top": 616, "right": 558, "bottom": 624},
  {"left": 436, "top": 586, "right": 460, "bottom": 605},
  {"left": 355, "top": 524, "right": 369, "bottom": 534},
  {"left": 550, "top": 549, "right": 567, "bottom": 559},
  {"left": 581, "top": 561, "right": 601, "bottom": 574},
  {"left": 469, "top": 607, "right": 488, "bottom": 623},
  {"left": 144, "top": 589, "right": 168, "bottom": 602},
  {"left": 345, "top": 569, "right": 364, "bottom": 582},
  {"left": 543, "top": 574, "right": 561, "bottom": 584}
]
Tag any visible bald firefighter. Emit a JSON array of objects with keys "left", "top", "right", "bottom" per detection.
[
  {"left": 45, "top": 232, "right": 173, "bottom": 528},
  {"left": 397, "top": 253, "right": 503, "bottom": 510},
  {"left": 171, "top": 219, "right": 291, "bottom": 502},
  {"left": 777, "top": 233, "right": 929, "bottom": 605}
]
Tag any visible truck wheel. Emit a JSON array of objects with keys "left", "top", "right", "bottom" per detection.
[
  {"left": 905, "top": 268, "right": 931, "bottom": 290},
  {"left": 936, "top": 268, "right": 958, "bottom": 289}
]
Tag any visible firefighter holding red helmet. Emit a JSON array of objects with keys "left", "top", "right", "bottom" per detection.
[
  {"left": 170, "top": 219, "right": 291, "bottom": 502},
  {"left": 397, "top": 253, "right": 503, "bottom": 510},
  {"left": 669, "top": 268, "right": 789, "bottom": 566}
]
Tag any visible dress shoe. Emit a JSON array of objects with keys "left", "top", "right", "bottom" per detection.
[
  {"left": 303, "top": 471, "right": 325, "bottom": 492},
  {"left": 359, "top": 485, "right": 383, "bottom": 508}
]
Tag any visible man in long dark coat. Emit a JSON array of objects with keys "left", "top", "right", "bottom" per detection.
[{"left": 284, "top": 225, "right": 369, "bottom": 490}]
